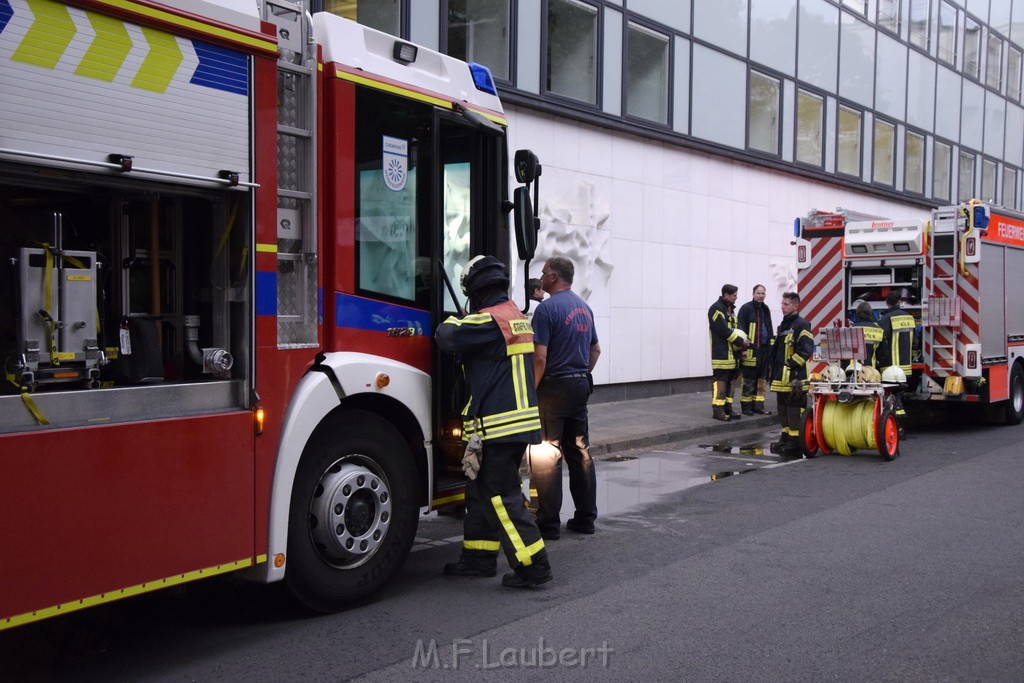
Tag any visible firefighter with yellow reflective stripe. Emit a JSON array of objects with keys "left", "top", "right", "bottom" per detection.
[
  {"left": 876, "top": 291, "right": 915, "bottom": 375},
  {"left": 435, "top": 256, "right": 552, "bottom": 588},
  {"left": 768, "top": 292, "right": 815, "bottom": 457},
  {"left": 875, "top": 291, "right": 915, "bottom": 426},
  {"left": 708, "top": 284, "right": 749, "bottom": 421},
  {"left": 852, "top": 300, "right": 883, "bottom": 368}
]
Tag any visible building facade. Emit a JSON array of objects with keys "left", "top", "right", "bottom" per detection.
[{"left": 322, "top": 0, "right": 1023, "bottom": 392}]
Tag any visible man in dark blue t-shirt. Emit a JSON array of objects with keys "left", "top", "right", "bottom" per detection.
[{"left": 530, "top": 256, "right": 601, "bottom": 539}]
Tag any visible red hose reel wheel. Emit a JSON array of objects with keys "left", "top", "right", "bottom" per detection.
[
  {"left": 875, "top": 407, "right": 900, "bottom": 461},
  {"left": 812, "top": 394, "right": 831, "bottom": 455}
]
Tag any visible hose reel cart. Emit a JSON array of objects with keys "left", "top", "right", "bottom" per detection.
[{"left": 802, "top": 326, "right": 902, "bottom": 461}]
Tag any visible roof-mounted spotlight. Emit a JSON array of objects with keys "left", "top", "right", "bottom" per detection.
[{"left": 393, "top": 41, "right": 417, "bottom": 64}]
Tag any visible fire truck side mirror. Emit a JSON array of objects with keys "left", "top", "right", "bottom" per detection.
[
  {"left": 513, "top": 186, "right": 537, "bottom": 260},
  {"left": 514, "top": 149, "right": 540, "bottom": 184}
]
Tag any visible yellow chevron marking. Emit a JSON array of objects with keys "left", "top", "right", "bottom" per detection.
[
  {"left": 75, "top": 11, "right": 132, "bottom": 82},
  {"left": 130, "top": 25, "right": 182, "bottom": 93},
  {"left": 12, "top": 0, "right": 76, "bottom": 69}
]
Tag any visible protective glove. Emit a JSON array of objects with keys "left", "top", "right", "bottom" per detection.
[{"left": 461, "top": 434, "right": 483, "bottom": 480}]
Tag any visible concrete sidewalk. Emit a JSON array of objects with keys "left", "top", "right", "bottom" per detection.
[{"left": 587, "top": 391, "right": 776, "bottom": 456}]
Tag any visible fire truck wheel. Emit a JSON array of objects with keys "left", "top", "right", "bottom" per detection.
[
  {"left": 800, "top": 409, "right": 819, "bottom": 458},
  {"left": 286, "top": 409, "right": 418, "bottom": 613},
  {"left": 876, "top": 408, "right": 900, "bottom": 461},
  {"left": 1004, "top": 363, "right": 1024, "bottom": 426}
]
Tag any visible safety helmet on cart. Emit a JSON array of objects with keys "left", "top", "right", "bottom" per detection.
[
  {"left": 881, "top": 366, "right": 907, "bottom": 383},
  {"left": 858, "top": 366, "right": 881, "bottom": 383},
  {"left": 822, "top": 364, "right": 845, "bottom": 383}
]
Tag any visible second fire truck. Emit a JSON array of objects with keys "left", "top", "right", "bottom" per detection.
[{"left": 796, "top": 200, "right": 1024, "bottom": 425}]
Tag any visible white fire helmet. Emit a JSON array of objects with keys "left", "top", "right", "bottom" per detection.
[
  {"left": 822, "top": 364, "right": 845, "bottom": 382},
  {"left": 881, "top": 366, "right": 907, "bottom": 383},
  {"left": 732, "top": 329, "right": 748, "bottom": 345}
]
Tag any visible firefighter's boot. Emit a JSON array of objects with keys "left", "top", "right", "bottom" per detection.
[
  {"left": 742, "top": 403, "right": 754, "bottom": 416},
  {"left": 769, "top": 434, "right": 792, "bottom": 454},
  {"left": 443, "top": 550, "right": 498, "bottom": 577},
  {"left": 712, "top": 405, "right": 731, "bottom": 422},
  {"left": 501, "top": 555, "right": 553, "bottom": 588},
  {"left": 753, "top": 381, "right": 770, "bottom": 414}
]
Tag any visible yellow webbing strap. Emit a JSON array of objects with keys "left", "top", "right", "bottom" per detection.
[
  {"left": 5, "top": 373, "right": 49, "bottom": 425},
  {"left": 41, "top": 244, "right": 60, "bottom": 364}
]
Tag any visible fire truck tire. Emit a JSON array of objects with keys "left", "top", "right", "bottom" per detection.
[
  {"left": 800, "top": 409, "right": 819, "bottom": 458},
  {"left": 876, "top": 408, "right": 900, "bottom": 461},
  {"left": 285, "top": 409, "right": 418, "bottom": 613},
  {"left": 1004, "top": 363, "right": 1024, "bottom": 426}
]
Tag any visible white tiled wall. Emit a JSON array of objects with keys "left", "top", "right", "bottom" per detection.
[{"left": 506, "top": 105, "right": 929, "bottom": 385}]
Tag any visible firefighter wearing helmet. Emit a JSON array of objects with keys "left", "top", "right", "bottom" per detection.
[{"left": 435, "top": 255, "right": 553, "bottom": 588}]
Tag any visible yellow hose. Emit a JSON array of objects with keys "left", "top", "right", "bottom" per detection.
[{"left": 819, "top": 399, "right": 878, "bottom": 455}]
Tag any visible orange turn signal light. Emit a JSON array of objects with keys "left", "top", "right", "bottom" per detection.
[
  {"left": 375, "top": 372, "right": 390, "bottom": 389},
  {"left": 255, "top": 407, "right": 265, "bottom": 435}
]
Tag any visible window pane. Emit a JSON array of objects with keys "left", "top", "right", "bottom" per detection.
[
  {"left": 909, "top": 0, "right": 929, "bottom": 49},
  {"left": 1009, "top": 47, "right": 1022, "bottom": 100},
  {"left": 906, "top": 131, "right": 925, "bottom": 194},
  {"left": 748, "top": 71, "right": 780, "bottom": 154},
  {"left": 878, "top": 0, "right": 900, "bottom": 33},
  {"left": 838, "top": 106, "right": 862, "bottom": 175},
  {"left": 987, "top": 34, "right": 1003, "bottom": 89},
  {"left": 324, "top": 0, "right": 401, "bottom": 36},
  {"left": 547, "top": 0, "right": 599, "bottom": 104},
  {"left": 626, "top": 22, "right": 670, "bottom": 124},
  {"left": 982, "top": 158, "right": 998, "bottom": 201},
  {"left": 447, "top": 0, "right": 510, "bottom": 81},
  {"left": 938, "top": 1, "right": 957, "bottom": 65},
  {"left": 1003, "top": 167, "right": 1018, "bottom": 209},
  {"left": 933, "top": 140, "right": 952, "bottom": 201},
  {"left": 964, "top": 18, "right": 981, "bottom": 78},
  {"left": 874, "top": 119, "right": 895, "bottom": 185},
  {"left": 796, "top": 90, "right": 824, "bottom": 165},
  {"left": 958, "top": 150, "right": 975, "bottom": 201},
  {"left": 842, "top": 0, "right": 867, "bottom": 15}
]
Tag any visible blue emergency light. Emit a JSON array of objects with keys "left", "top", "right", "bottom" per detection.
[
  {"left": 469, "top": 63, "right": 497, "bottom": 95},
  {"left": 971, "top": 203, "right": 990, "bottom": 230}
]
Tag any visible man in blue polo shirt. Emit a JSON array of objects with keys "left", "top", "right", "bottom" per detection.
[{"left": 530, "top": 256, "right": 602, "bottom": 539}]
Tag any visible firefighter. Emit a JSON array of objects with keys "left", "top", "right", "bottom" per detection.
[
  {"left": 876, "top": 291, "right": 914, "bottom": 375},
  {"left": 768, "top": 292, "right": 815, "bottom": 457},
  {"left": 853, "top": 300, "right": 883, "bottom": 368},
  {"left": 708, "top": 284, "right": 749, "bottom": 421},
  {"left": 435, "top": 255, "right": 553, "bottom": 588},
  {"left": 738, "top": 284, "right": 774, "bottom": 416},
  {"left": 876, "top": 290, "right": 914, "bottom": 427}
]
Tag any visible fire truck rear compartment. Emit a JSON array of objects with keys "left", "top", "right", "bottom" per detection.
[{"left": 0, "top": 174, "right": 250, "bottom": 432}]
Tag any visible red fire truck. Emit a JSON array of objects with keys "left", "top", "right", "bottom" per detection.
[
  {"left": 795, "top": 201, "right": 1024, "bottom": 425},
  {"left": 0, "top": 0, "right": 540, "bottom": 629}
]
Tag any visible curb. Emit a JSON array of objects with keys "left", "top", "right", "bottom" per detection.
[{"left": 590, "top": 415, "right": 776, "bottom": 457}]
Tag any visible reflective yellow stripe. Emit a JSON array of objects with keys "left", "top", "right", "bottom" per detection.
[
  {"left": 76, "top": 11, "right": 133, "bottom": 81},
  {"left": 255, "top": 243, "right": 277, "bottom": 253},
  {"left": 790, "top": 355, "right": 807, "bottom": 366},
  {"left": 467, "top": 419, "right": 541, "bottom": 441},
  {"left": 333, "top": 69, "right": 508, "bottom": 125},
  {"left": 1, "top": 557, "right": 258, "bottom": 631},
  {"left": 506, "top": 342, "right": 534, "bottom": 356},
  {"left": 432, "top": 492, "right": 465, "bottom": 507},
  {"left": 490, "top": 495, "right": 542, "bottom": 566},
  {"left": 463, "top": 540, "right": 500, "bottom": 551},
  {"left": 511, "top": 354, "right": 529, "bottom": 408},
  {"left": 798, "top": 329, "right": 815, "bottom": 342},
  {"left": 446, "top": 312, "right": 494, "bottom": 327},
  {"left": 12, "top": 0, "right": 75, "bottom": 68}
]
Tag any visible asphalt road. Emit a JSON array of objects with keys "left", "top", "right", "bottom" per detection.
[{"left": 3, "top": 411, "right": 1023, "bottom": 681}]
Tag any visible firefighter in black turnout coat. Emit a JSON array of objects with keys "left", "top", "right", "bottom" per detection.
[
  {"left": 435, "top": 256, "right": 552, "bottom": 588},
  {"left": 768, "top": 291, "right": 815, "bottom": 457}
]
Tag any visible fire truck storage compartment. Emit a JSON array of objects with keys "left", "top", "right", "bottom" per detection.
[
  {"left": 1007, "top": 244, "right": 1024, "bottom": 340},
  {"left": 0, "top": 173, "right": 250, "bottom": 433},
  {"left": 845, "top": 263, "right": 922, "bottom": 312},
  {"left": 980, "top": 241, "right": 1007, "bottom": 357}
]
